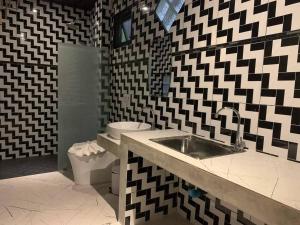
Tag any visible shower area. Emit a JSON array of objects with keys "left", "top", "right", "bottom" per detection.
[
  {"left": 57, "top": 44, "right": 109, "bottom": 171},
  {"left": 0, "top": 0, "right": 110, "bottom": 179}
]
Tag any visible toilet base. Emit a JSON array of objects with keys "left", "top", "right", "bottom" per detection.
[{"left": 68, "top": 151, "right": 117, "bottom": 185}]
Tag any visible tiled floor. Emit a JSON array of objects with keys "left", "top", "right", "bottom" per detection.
[
  {"left": 0, "top": 172, "right": 119, "bottom": 225},
  {"left": 0, "top": 155, "right": 57, "bottom": 180}
]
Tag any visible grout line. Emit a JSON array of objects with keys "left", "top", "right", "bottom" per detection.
[
  {"left": 171, "top": 29, "right": 300, "bottom": 56},
  {"left": 0, "top": 61, "right": 58, "bottom": 68}
]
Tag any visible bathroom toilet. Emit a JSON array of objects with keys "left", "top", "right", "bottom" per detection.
[{"left": 68, "top": 141, "right": 117, "bottom": 185}]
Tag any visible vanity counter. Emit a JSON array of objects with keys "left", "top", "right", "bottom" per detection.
[
  {"left": 97, "top": 133, "right": 121, "bottom": 157},
  {"left": 119, "top": 129, "right": 300, "bottom": 225}
]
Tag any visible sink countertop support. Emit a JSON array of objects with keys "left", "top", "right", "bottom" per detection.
[{"left": 97, "top": 129, "right": 300, "bottom": 225}]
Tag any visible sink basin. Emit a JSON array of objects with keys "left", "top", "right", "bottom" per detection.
[
  {"left": 106, "top": 122, "right": 152, "bottom": 140},
  {"left": 150, "top": 135, "right": 244, "bottom": 160}
]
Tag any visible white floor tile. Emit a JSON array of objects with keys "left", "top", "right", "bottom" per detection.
[{"left": 0, "top": 172, "right": 118, "bottom": 225}]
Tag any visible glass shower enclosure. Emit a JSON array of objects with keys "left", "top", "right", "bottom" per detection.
[{"left": 57, "top": 44, "right": 109, "bottom": 171}]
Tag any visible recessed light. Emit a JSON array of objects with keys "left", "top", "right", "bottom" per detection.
[
  {"left": 32, "top": 9, "right": 38, "bottom": 13},
  {"left": 20, "top": 33, "right": 26, "bottom": 40},
  {"left": 141, "top": 5, "right": 150, "bottom": 12}
]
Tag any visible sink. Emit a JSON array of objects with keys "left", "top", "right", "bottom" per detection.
[
  {"left": 150, "top": 135, "right": 244, "bottom": 160},
  {"left": 106, "top": 122, "right": 152, "bottom": 140}
]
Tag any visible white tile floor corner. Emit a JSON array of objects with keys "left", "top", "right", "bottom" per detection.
[{"left": 0, "top": 172, "right": 120, "bottom": 225}]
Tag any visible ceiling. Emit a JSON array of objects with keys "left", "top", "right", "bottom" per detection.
[{"left": 46, "top": 0, "right": 97, "bottom": 10}]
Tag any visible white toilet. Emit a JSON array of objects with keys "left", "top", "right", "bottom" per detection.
[{"left": 68, "top": 141, "right": 117, "bottom": 185}]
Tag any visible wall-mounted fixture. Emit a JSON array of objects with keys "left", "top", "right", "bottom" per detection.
[
  {"left": 66, "top": 20, "right": 80, "bottom": 30},
  {"left": 140, "top": 5, "right": 150, "bottom": 13},
  {"left": 155, "top": 0, "right": 184, "bottom": 32}
]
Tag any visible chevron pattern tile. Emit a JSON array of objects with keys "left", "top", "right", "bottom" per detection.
[
  {"left": 126, "top": 151, "right": 178, "bottom": 224},
  {"left": 215, "top": 0, "right": 270, "bottom": 44},
  {"left": 149, "top": 35, "right": 172, "bottom": 96},
  {"left": 151, "top": 35, "right": 172, "bottom": 74},
  {"left": 90, "top": 0, "right": 112, "bottom": 49},
  {"left": 110, "top": 59, "right": 151, "bottom": 123},
  {"left": 110, "top": 0, "right": 300, "bottom": 160},
  {"left": 108, "top": 0, "right": 300, "bottom": 224},
  {"left": 178, "top": 180, "right": 267, "bottom": 225},
  {"left": 266, "top": 0, "right": 300, "bottom": 35},
  {"left": 90, "top": 0, "right": 113, "bottom": 131},
  {"left": 0, "top": 0, "right": 91, "bottom": 66},
  {"left": 0, "top": 63, "right": 57, "bottom": 159},
  {"left": 0, "top": 0, "right": 109, "bottom": 159},
  {"left": 111, "top": 0, "right": 165, "bottom": 65},
  {"left": 172, "top": 0, "right": 300, "bottom": 51},
  {"left": 96, "top": 51, "right": 111, "bottom": 132},
  {"left": 125, "top": 151, "right": 268, "bottom": 225},
  {"left": 210, "top": 36, "right": 300, "bottom": 158},
  {"left": 172, "top": 0, "right": 219, "bottom": 51}
]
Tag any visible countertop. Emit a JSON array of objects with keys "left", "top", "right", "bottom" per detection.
[
  {"left": 118, "top": 129, "right": 300, "bottom": 225},
  {"left": 97, "top": 133, "right": 121, "bottom": 157}
]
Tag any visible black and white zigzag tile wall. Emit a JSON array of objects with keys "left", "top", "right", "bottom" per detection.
[
  {"left": 125, "top": 151, "right": 179, "bottom": 224},
  {"left": 90, "top": 0, "right": 113, "bottom": 132},
  {"left": 109, "top": 0, "right": 300, "bottom": 160},
  {"left": 108, "top": 0, "right": 300, "bottom": 223},
  {"left": 0, "top": 0, "right": 109, "bottom": 160},
  {"left": 149, "top": 35, "right": 172, "bottom": 96},
  {"left": 166, "top": 34, "right": 300, "bottom": 160},
  {"left": 151, "top": 35, "right": 172, "bottom": 75},
  {"left": 90, "top": 0, "right": 111, "bottom": 49},
  {"left": 124, "top": 150, "right": 268, "bottom": 225},
  {"left": 111, "top": 0, "right": 165, "bottom": 66},
  {"left": 109, "top": 0, "right": 163, "bottom": 123},
  {"left": 0, "top": 63, "right": 58, "bottom": 159},
  {"left": 110, "top": 0, "right": 168, "bottom": 127},
  {"left": 172, "top": 0, "right": 300, "bottom": 51},
  {"left": 111, "top": 59, "right": 150, "bottom": 123},
  {"left": 0, "top": 0, "right": 91, "bottom": 65},
  {"left": 178, "top": 179, "right": 267, "bottom": 225}
]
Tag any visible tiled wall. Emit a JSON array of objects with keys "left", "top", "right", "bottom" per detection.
[
  {"left": 126, "top": 151, "right": 267, "bottom": 225},
  {"left": 90, "top": 0, "right": 112, "bottom": 131},
  {"left": 0, "top": 0, "right": 113, "bottom": 160},
  {"left": 177, "top": 180, "right": 266, "bottom": 225},
  {"left": 0, "top": 0, "right": 92, "bottom": 160},
  {"left": 149, "top": 35, "right": 172, "bottom": 96},
  {"left": 126, "top": 151, "right": 178, "bottom": 224},
  {"left": 110, "top": 1, "right": 300, "bottom": 223},
  {"left": 109, "top": 0, "right": 300, "bottom": 162},
  {"left": 166, "top": 0, "right": 300, "bottom": 161},
  {"left": 109, "top": 0, "right": 165, "bottom": 126}
]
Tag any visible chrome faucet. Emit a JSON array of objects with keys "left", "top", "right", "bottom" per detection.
[
  {"left": 215, "top": 107, "right": 246, "bottom": 151},
  {"left": 181, "top": 136, "right": 192, "bottom": 153},
  {"left": 138, "top": 107, "right": 155, "bottom": 130}
]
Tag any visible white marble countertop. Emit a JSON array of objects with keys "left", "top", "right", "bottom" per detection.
[
  {"left": 119, "top": 129, "right": 300, "bottom": 225},
  {"left": 98, "top": 133, "right": 121, "bottom": 145},
  {"left": 97, "top": 133, "right": 121, "bottom": 157}
]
